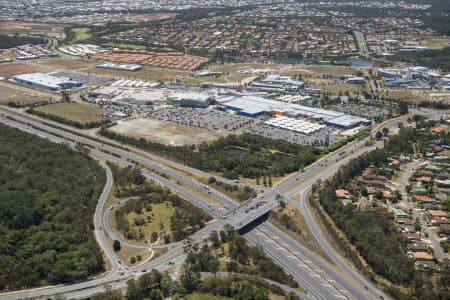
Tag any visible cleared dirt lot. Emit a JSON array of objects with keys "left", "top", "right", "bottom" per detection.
[
  {"left": 0, "top": 62, "right": 50, "bottom": 77},
  {"left": 110, "top": 118, "right": 227, "bottom": 146},
  {"left": 34, "top": 58, "right": 188, "bottom": 81},
  {"left": 0, "top": 21, "right": 67, "bottom": 35},
  {"left": 34, "top": 102, "right": 107, "bottom": 123},
  {"left": 0, "top": 82, "right": 52, "bottom": 105}
]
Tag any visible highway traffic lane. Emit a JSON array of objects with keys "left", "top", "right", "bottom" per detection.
[
  {"left": 259, "top": 222, "right": 366, "bottom": 299},
  {"left": 0, "top": 111, "right": 408, "bottom": 298},
  {"left": 0, "top": 110, "right": 236, "bottom": 209},
  {"left": 94, "top": 161, "right": 121, "bottom": 273},
  {"left": 0, "top": 115, "right": 364, "bottom": 300},
  {"left": 246, "top": 229, "right": 349, "bottom": 300}
]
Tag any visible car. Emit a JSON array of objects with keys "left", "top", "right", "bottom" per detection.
[
  {"left": 222, "top": 215, "right": 227, "bottom": 219},
  {"left": 109, "top": 205, "right": 114, "bottom": 210},
  {"left": 245, "top": 209, "right": 250, "bottom": 213},
  {"left": 142, "top": 269, "right": 147, "bottom": 273}
]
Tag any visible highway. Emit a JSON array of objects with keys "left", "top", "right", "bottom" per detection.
[
  {"left": 0, "top": 114, "right": 358, "bottom": 300},
  {"left": 1, "top": 109, "right": 444, "bottom": 300}
]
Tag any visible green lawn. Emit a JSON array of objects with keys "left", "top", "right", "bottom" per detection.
[
  {"left": 71, "top": 28, "right": 92, "bottom": 42},
  {"left": 103, "top": 42, "right": 147, "bottom": 50},
  {"left": 125, "top": 202, "right": 174, "bottom": 238},
  {"left": 34, "top": 102, "right": 107, "bottom": 123},
  {"left": 185, "top": 292, "right": 231, "bottom": 300}
]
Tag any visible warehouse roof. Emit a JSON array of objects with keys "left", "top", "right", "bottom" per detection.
[{"left": 13, "top": 72, "right": 80, "bottom": 89}]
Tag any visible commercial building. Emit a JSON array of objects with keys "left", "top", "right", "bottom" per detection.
[
  {"left": 250, "top": 75, "right": 304, "bottom": 93},
  {"left": 324, "top": 115, "right": 371, "bottom": 129},
  {"left": 265, "top": 116, "right": 326, "bottom": 134},
  {"left": 218, "top": 94, "right": 370, "bottom": 129},
  {"left": 170, "top": 92, "right": 211, "bottom": 108},
  {"left": 96, "top": 62, "right": 142, "bottom": 71},
  {"left": 12, "top": 73, "right": 82, "bottom": 91},
  {"left": 345, "top": 76, "right": 366, "bottom": 84}
]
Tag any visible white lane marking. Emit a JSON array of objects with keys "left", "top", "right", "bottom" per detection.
[{"left": 321, "top": 284, "right": 332, "bottom": 287}]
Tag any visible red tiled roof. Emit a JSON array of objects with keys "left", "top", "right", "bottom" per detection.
[
  {"left": 412, "top": 252, "right": 433, "bottom": 260},
  {"left": 428, "top": 210, "right": 448, "bottom": 218},
  {"left": 414, "top": 195, "right": 433, "bottom": 202}
]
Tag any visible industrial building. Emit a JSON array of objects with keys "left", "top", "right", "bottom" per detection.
[
  {"left": 265, "top": 117, "right": 326, "bottom": 134},
  {"left": 12, "top": 73, "right": 82, "bottom": 91},
  {"left": 170, "top": 92, "right": 211, "bottom": 108},
  {"left": 250, "top": 75, "right": 304, "bottom": 93},
  {"left": 378, "top": 68, "right": 402, "bottom": 78},
  {"left": 345, "top": 76, "right": 366, "bottom": 84},
  {"left": 96, "top": 62, "right": 142, "bottom": 71},
  {"left": 88, "top": 79, "right": 164, "bottom": 106},
  {"left": 218, "top": 94, "right": 370, "bottom": 129},
  {"left": 324, "top": 115, "right": 371, "bottom": 129}
]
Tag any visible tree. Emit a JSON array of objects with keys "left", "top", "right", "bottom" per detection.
[
  {"left": 130, "top": 256, "right": 136, "bottom": 264},
  {"left": 160, "top": 274, "right": 173, "bottom": 297},
  {"left": 113, "top": 240, "right": 121, "bottom": 252},
  {"left": 149, "top": 288, "right": 163, "bottom": 300},
  {"left": 208, "top": 177, "right": 216, "bottom": 184},
  {"left": 209, "top": 230, "right": 220, "bottom": 248},
  {"left": 151, "top": 232, "right": 159, "bottom": 243},
  {"left": 180, "top": 270, "right": 198, "bottom": 293}
]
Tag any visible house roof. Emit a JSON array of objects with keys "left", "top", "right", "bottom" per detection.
[
  {"left": 336, "top": 189, "right": 351, "bottom": 198},
  {"left": 407, "top": 243, "right": 428, "bottom": 251},
  {"left": 383, "top": 191, "right": 393, "bottom": 199},
  {"left": 403, "top": 232, "right": 420, "bottom": 240},
  {"left": 412, "top": 252, "right": 433, "bottom": 260},
  {"left": 414, "top": 195, "right": 433, "bottom": 202},
  {"left": 431, "top": 127, "right": 444, "bottom": 133},
  {"left": 417, "top": 176, "right": 432, "bottom": 182},
  {"left": 391, "top": 159, "right": 400, "bottom": 166},
  {"left": 428, "top": 210, "right": 448, "bottom": 218},
  {"left": 392, "top": 208, "right": 408, "bottom": 217}
]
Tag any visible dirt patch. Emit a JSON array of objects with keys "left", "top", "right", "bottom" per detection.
[
  {"left": 0, "top": 62, "right": 50, "bottom": 77},
  {"left": 0, "top": 82, "right": 52, "bottom": 105},
  {"left": 133, "top": 13, "right": 177, "bottom": 22},
  {"left": 0, "top": 21, "right": 67, "bottom": 35},
  {"left": 106, "top": 237, "right": 153, "bottom": 268},
  {"left": 110, "top": 118, "right": 227, "bottom": 146},
  {"left": 33, "top": 57, "right": 188, "bottom": 81},
  {"left": 34, "top": 58, "right": 97, "bottom": 71}
]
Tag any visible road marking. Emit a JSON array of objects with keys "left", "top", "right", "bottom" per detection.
[
  {"left": 334, "top": 295, "right": 346, "bottom": 299},
  {"left": 281, "top": 243, "right": 289, "bottom": 247},
  {"left": 309, "top": 274, "right": 320, "bottom": 277},
  {"left": 304, "top": 260, "right": 311, "bottom": 263},
  {"left": 339, "top": 289, "right": 349, "bottom": 293},
  {"left": 292, "top": 251, "right": 300, "bottom": 254},
  {"left": 287, "top": 255, "right": 295, "bottom": 258},
  {"left": 321, "top": 284, "right": 332, "bottom": 287},
  {"left": 328, "top": 279, "right": 336, "bottom": 282}
]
